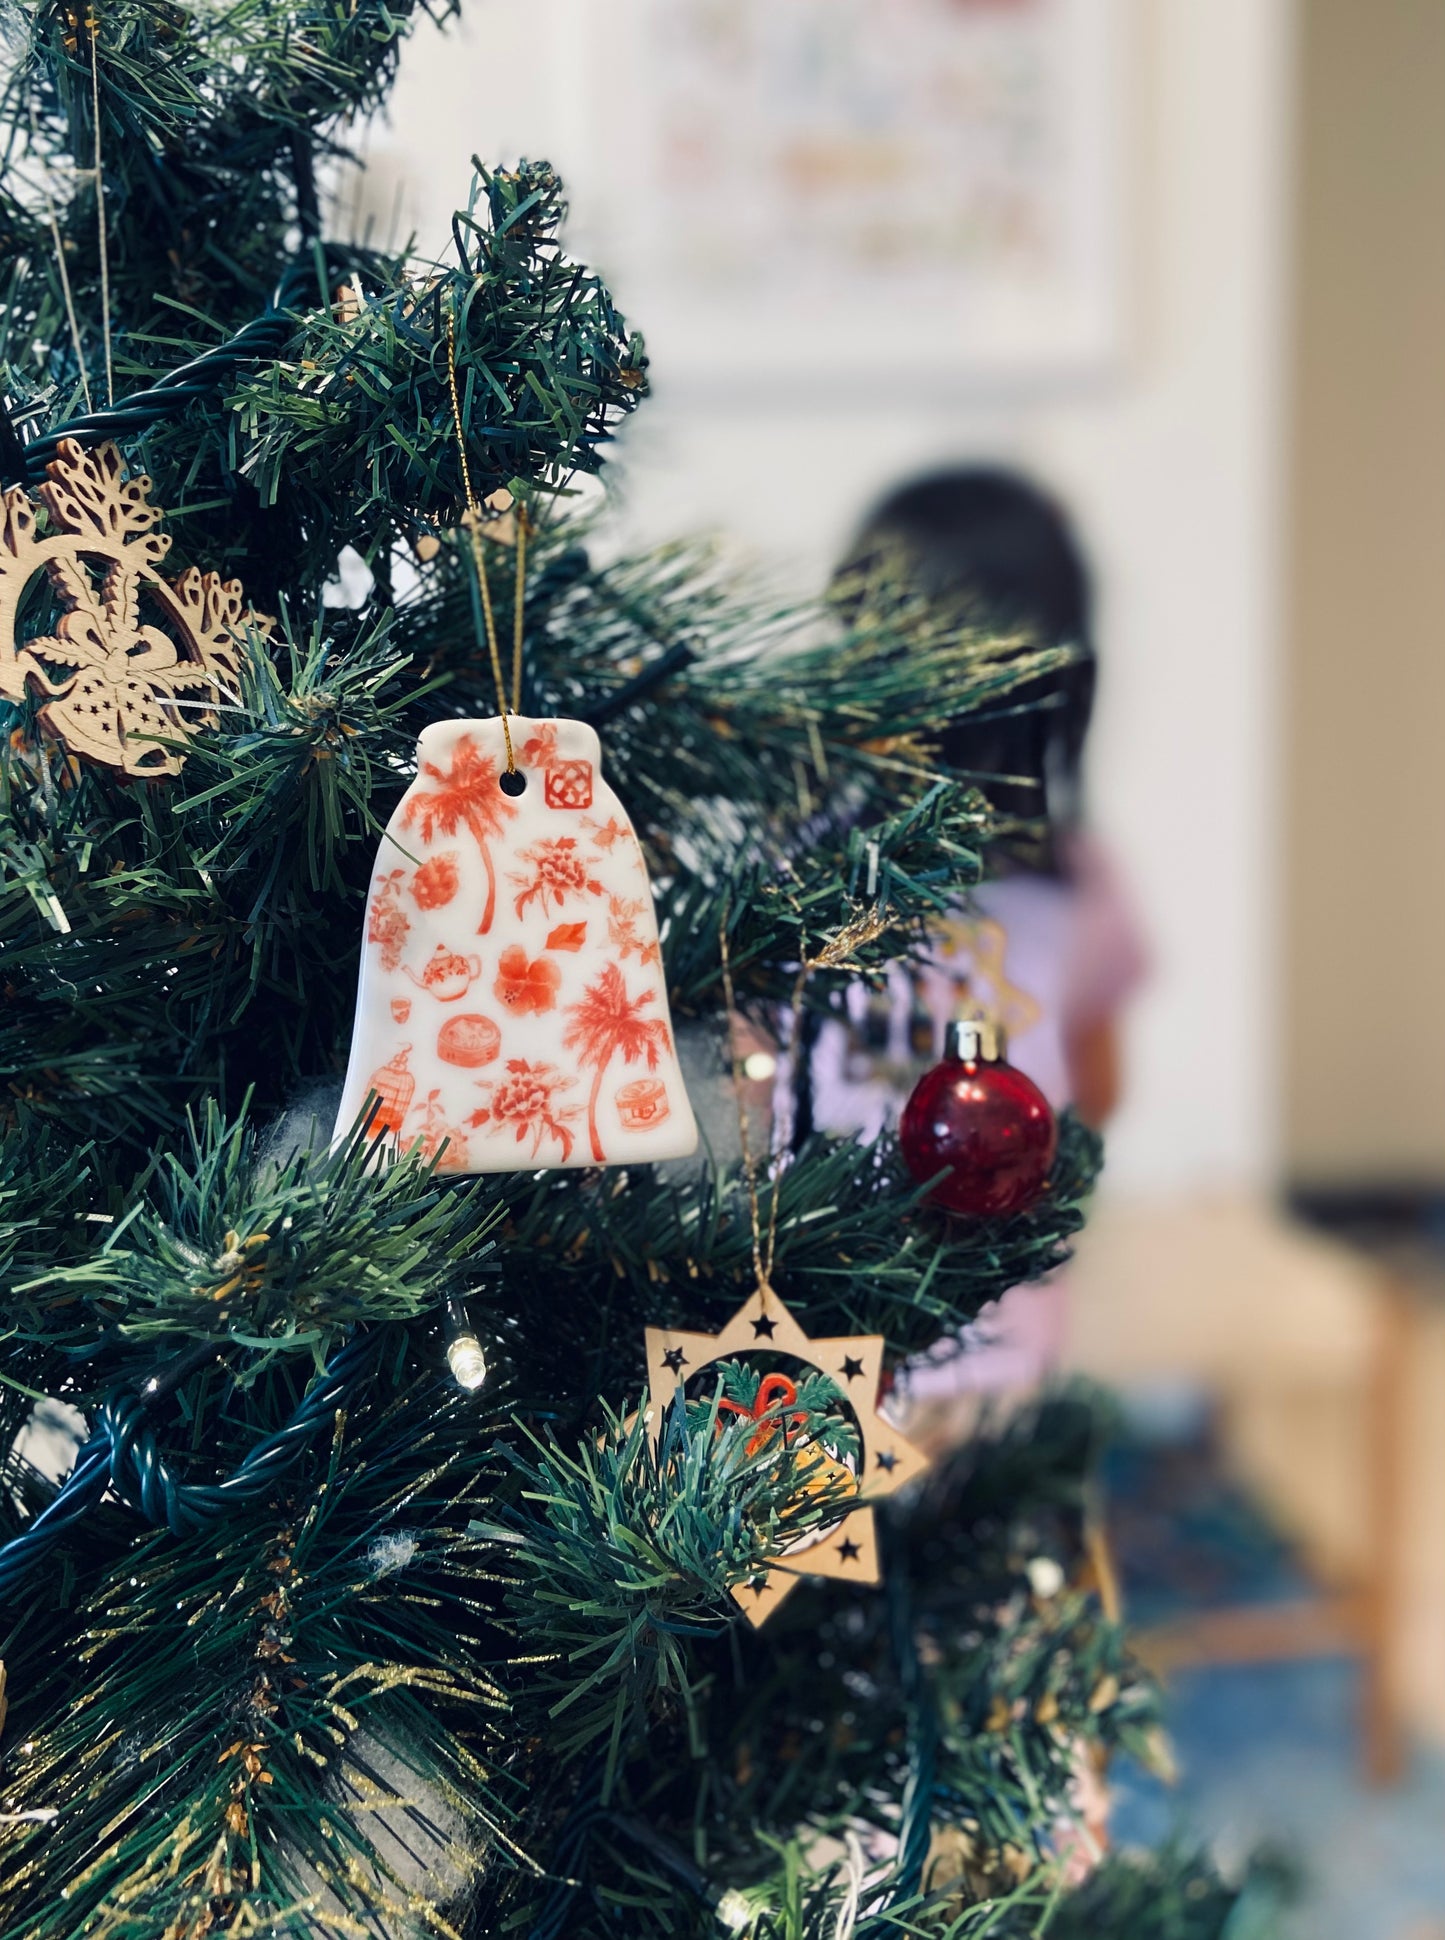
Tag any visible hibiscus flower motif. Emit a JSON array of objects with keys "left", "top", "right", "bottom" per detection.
[{"left": 494, "top": 945, "right": 562, "bottom": 1015}]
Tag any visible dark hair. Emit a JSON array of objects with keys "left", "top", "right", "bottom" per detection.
[{"left": 850, "top": 466, "right": 1096, "bottom": 868}]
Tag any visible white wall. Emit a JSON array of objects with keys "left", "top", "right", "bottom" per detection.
[{"left": 356, "top": 0, "right": 1295, "bottom": 1197}]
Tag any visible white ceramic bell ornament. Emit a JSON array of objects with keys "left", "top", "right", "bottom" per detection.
[{"left": 334, "top": 716, "right": 699, "bottom": 1172}]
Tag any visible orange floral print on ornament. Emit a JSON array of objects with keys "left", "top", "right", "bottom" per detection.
[
  {"left": 520, "top": 723, "right": 560, "bottom": 766},
  {"left": 411, "top": 852, "right": 460, "bottom": 910},
  {"left": 470, "top": 1058, "right": 580, "bottom": 1161},
  {"left": 410, "top": 1089, "right": 469, "bottom": 1168},
  {"left": 368, "top": 870, "right": 409, "bottom": 972},
  {"left": 606, "top": 894, "right": 661, "bottom": 967},
  {"left": 511, "top": 837, "right": 603, "bottom": 920},
  {"left": 402, "top": 734, "right": 517, "bottom": 936},
  {"left": 494, "top": 945, "right": 562, "bottom": 1016}
]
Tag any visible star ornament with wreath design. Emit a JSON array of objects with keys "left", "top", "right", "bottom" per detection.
[
  {"left": 644, "top": 1287, "right": 929, "bottom": 1624},
  {"left": 0, "top": 440, "right": 269, "bottom": 776}
]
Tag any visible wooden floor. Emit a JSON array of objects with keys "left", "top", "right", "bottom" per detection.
[{"left": 1069, "top": 1197, "right": 1443, "bottom": 1777}]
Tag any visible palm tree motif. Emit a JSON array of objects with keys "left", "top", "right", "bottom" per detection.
[
  {"left": 401, "top": 734, "right": 517, "bottom": 935},
  {"left": 562, "top": 962, "right": 672, "bottom": 1164}
]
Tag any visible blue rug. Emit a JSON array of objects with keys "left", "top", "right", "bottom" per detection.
[
  {"left": 1112, "top": 1658, "right": 1445, "bottom": 1939},
  {"left": 1103, "top": 1426, "right": 1445, "bottom": 1938}
]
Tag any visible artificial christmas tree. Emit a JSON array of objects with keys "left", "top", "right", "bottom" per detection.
[{"left": 0, "top": 3, "right": 1284, "bottom": 1934}]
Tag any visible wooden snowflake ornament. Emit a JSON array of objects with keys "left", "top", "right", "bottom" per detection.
[
  {"left": 644, "top": 1288, "right": 929, "bottom": 1625},
  {"left": 0, "top": 440, "right": 267, "bottom": 775}
]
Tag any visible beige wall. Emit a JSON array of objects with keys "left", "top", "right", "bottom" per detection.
[{"left": 1286, "top": 0, "right": 1445, "bottom": 1183}]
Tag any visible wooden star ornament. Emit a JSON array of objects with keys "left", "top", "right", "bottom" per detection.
[
  {"left": 931, "top": 914, "right": 1043, "bottom": 1041},
  {"left": 644, "top": 1287, "right": 929, "bottom": 1625}
]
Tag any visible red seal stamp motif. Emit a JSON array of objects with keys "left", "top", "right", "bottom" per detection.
[{"left": 545, "top": 760, "right": 593, "bottom": 811}]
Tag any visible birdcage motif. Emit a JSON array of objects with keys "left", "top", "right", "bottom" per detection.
[{"left": 366, "top": 1047, "right": 416, "bottom": 1137}]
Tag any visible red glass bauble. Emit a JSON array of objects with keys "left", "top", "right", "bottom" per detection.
[{"left": 899, "top": 1047, "right": 1057, "bottom": 1218}]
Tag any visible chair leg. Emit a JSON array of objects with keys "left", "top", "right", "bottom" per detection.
[{"left": 1360, "top": 1273, "right": 1410, "bottom": 1785}]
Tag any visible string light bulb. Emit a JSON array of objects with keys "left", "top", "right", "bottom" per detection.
[
  {"left": 714, "top": 1889, "right": 754, "bottom": 1932},
  {"left": 443, "top": 1296, "right": 488, "bottom": 1391}
]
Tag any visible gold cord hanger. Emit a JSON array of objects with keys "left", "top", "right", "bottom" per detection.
[
  {"left": 718, "top": 907, "right": 890, "bottom": 1312},
  {"left": 31, "top": 101, "right": 91, "bottom": 415},
  {"left": 718, "top": 920, "right": 785, "bottom": 1311},
  {"left": 444, "top": 293, "right": 528, "bottom": 773},
  {"left": 87, "top": 10, "right": 114, "bottom": 408}
]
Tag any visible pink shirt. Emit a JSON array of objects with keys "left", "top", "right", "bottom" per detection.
[
  {"left": 808, "top": 831, "right": 1146, "bottom": 1135},
  {"left": 801, "top": 833, "right": 1146, "bottom": 1398}
]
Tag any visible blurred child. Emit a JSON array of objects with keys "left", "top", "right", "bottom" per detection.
[{"left": 806, "top": 466, "right": 1147, "bottom": 1405}]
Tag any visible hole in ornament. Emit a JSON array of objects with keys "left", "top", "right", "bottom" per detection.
[
  {"left": 674, "top": 1350, "right": 866, "bottom": 1559},
  {"left": 498, "top": 769, "right": 527, "bottom": 798}
]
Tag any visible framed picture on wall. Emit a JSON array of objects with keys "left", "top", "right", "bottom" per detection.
[{"left": 566, "top": 0, "right": 1130, "bottom": 396}]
